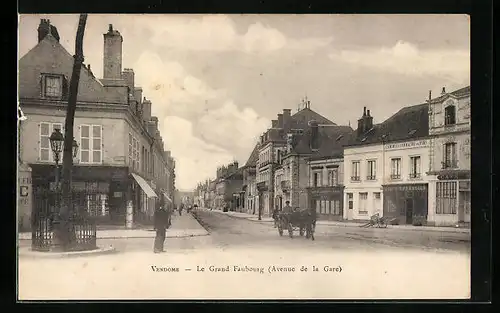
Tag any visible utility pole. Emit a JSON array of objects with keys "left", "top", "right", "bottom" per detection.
[{"left": 58, "top": 14, "right": 88, "bottom": 248}]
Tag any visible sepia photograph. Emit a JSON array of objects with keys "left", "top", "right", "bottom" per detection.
[{"left": 17, "top": 13, "right": 471, "bottom": 300}]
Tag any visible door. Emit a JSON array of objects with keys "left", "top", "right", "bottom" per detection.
[
  {"left": 405, "top": 198, "right": 413, "bottom": 224},
  {"left": 346, "top": 193, "right": 353, "bottom": 220}
]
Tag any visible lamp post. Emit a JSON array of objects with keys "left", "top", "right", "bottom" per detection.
[{"left": 49, "top": 129, "right": 78, "bottom": 234}]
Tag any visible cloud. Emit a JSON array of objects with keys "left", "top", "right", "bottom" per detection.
[
  {"left": 133, "top": 51, "right": 268, "bottom": 190},
  {"left": 160, "top": 116, "right": 234, "bottom": 190},
  {"left": 133, "top": 15, "right": 332, "bottom": 53},
  {"left": 329, "top": 40, "right": 469, "bottom": 83}
]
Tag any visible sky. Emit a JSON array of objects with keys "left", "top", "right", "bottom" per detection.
[{"left": 18, "top": 14, "right": 470, "bottom": 191}]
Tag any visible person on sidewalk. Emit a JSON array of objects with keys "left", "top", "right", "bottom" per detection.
[
  {"left": 282, "top": 201, "right": 293, "bottom": 213},
  {"left": 272, "top": 205, "right": 280, "bottom": 228},
  {"left": 154, "top": 202, "right": 169, "bottom": 253}
]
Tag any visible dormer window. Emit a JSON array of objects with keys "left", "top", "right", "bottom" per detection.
[
  {"left": 444, "top": 105, "right": 456, "bottom": 125},
  {"left": 41, "top": 73, "right": 68, "bottom": 99},
  {"left": 408, "top": 129, "right": 417, "bottom": 136},
  {"left": 336, "top": 135, "right": 343, "bottom": 141}
]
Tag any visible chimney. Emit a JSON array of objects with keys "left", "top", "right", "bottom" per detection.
[
  {"left": 277, "top": 114, "right": 283, "bottom": 128},
  {"left": 363, "top": 106, "right": 367, "bottom": 117},
  {"left": 357, "top": 110, "right": 365, "bottom": 137},
  {"left": 122, "top": 68, "right": 135, "bottom": 92},
  {"left": 134, "top": 87, "right": 143, "bottom": 105},
  {"left": 309, "top": 120, "right": 319, "bottom": 150},
  {"left": 38, "top": 19, "right": 60, "bottom": 42},
  {"left": 103, "top": 24, "right": 123, "bottom": 80},
  {"left": 271, "top": 120, "right": 278, "bottom": 128},
  {"left": 365, "top": 109, "right": 374, "bottom": 131},
  {"left": 441, "top": 87, "right": 446, "bottom": 95},
  {"left": 283, "top": 109, "right": 292, "bottom": 129},
  {"left": 142, "top": 97, "right": 152, "bottom": 123},
  {"left": 151, "top": 116, "right": 159, "bottom": 130}
]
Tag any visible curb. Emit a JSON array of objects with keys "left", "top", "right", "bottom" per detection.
[
  {"left": 204, "top": 210, "right": 470, "bottom": 234},
  {"left": 18, "top": 245, "right": 117, "bottom": 259},
  {"left": 191, "top": 211, "right": 212, "bottom": 234},
  {"left": 18, "top": 233, "right": 210, "bottom": 241}
]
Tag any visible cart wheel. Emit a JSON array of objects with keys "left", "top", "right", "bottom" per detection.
[
  {"left": 305, "top": 226, "right": 310, "bottom": 239},
  {"left": 379, "top": 220, "right": 388, "bottom": 228},
  {"left": 299, "top": 227, "right": 305, "bottom": 236},
  {"left": 288, "top": 223, "right": 293, "bottom": 238},
  {"left": 278, "top": 222, "right": 283, "bottom": 236}
]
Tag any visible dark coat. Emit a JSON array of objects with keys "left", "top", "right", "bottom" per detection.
[{"left": 154, "top": 209, "right": 170, "bottom": 230}]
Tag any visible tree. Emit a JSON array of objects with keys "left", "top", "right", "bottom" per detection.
[{"left": 57, "top": 14, "right": 88, "bottom": 249}]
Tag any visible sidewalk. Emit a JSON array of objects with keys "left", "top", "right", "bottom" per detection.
[
  {"left": 18, "top": 213, "right": 209, "bottom": 240},
  {"left": 199, "top": 208, "right": 470, "bottom": 234}
]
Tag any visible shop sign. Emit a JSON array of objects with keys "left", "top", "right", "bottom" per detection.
[
  {"left": 385, "top": 140, "right": 428, "bottom": 150},
  {"left": 438, "top": 172, "right": 470, "bottom": 180},
  {"left": 384, "top": 184, "right": 427, "bottom": 192}
]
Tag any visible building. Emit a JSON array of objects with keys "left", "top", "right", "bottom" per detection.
[
  {"left": 343, "top": 104, "right": 430, "bottom": 224},
  {"left": 275, "top": 119, "right": 352, "bottom": 217},
  {"left": 427, "top": 86, "right": 471, "bottom": 226},
  {"left": 257, "top": 101, "right": 335, "bottom": 217},
  {"left": 18, "top": 20, "right": 175, "bottom": 230},
  {"left": 241, "top": 143, "right": 259, "bottom": 215},
  {"left": 214, "top": 162, "right": 243, "bottom": 211}
]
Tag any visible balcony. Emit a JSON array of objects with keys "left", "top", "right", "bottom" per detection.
[
  {"left": 366, "top": 175, "right": 376, "bottom": 181},
  {"left": 390, "top": 174, "right": 401, "bottom": 180},
  {"left": 409, "top": 173, "right": 421, "bottom": 179},
  {"left": 280, "top": 180, "right": 290, "bottom": 191},
  {"left": 350, "top": 176, "right": 360, "bottom": 182},
  {"left": 442, "top": 160, "right": 458, "bottom": 169}
]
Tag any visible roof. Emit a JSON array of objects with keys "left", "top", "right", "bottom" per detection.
[
  {"left": 430, "top": 86, "right": 470, "bottom": 104},
  {"left": 287, "top": 125, "right": 354, "bottom": 159},
  {"left": 345, "top": 103, "right": 429, "bottom": 147},
  {"left": 244, "top": 143, "right": 260, "bottom": 167},
  {"left": 290, "top": 107, "right": 336, "bottom": 126}
]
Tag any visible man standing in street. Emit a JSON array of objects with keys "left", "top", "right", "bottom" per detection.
[
  {"left": 282, "top": 201, "right": 293, "bottom": 213},
  {"left": 154, "top": 197, "right": 169, "bottom": 253}
]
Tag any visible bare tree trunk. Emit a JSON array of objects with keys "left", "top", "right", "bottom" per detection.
[{"left": 58, "top": 14, "right": 88, "bottom": 249}]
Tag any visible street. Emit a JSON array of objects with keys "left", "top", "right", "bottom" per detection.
[{"left": 18, "top": 210, "right": 470, "bottom": 300}]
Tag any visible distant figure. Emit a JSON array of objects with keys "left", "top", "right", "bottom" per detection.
[
  {"left": 282, "top": 201, "right": 293, "bottom": 213},
  {"left": 179, "top": 203, "right": 184, "bottom": 216},
  {"left": 153, "top": 205, "right": 170, "bottom": 253},
  {"left": 272, "top": 205, "right": 280, "bottom": 228}
]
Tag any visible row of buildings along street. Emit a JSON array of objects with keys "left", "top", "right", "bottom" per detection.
[
  {"left": 194, "top": 87, "right": 471, "bottom": 227},
  {"left": 17, "top": 20, "right": 177, "bottom": 231}
]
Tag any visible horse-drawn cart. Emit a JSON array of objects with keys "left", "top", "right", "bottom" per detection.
[{"left": 276, "top": 209, "right": 316, "bottom": 240}]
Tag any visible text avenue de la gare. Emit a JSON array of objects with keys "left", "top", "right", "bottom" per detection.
[{"left": 150, "top": 265, "right": 342, "bottom": 274}]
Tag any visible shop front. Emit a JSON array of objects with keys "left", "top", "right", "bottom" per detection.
[
  {"left": 428, "top": 170, "right": 470, "bottom": 226},
  {"left": 383, "top": 183, "right": 428, "bottom": 225},
  {"left": 307, "top": 186, "right": 343, "bottom": 220}
]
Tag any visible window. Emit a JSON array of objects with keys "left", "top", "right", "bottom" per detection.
[
  {"left": 436, "top": 182, "right": 457, "bottom": 214},
  {"left": 80, "top": 125, "right": 102, "bottom": 164},
  {"left": 42, "top": 74, "right": 67, "bottom": 98},
  {"left": 444, "top": 105, "right": 456, "bottom": 125},
  {"left": 315, "top": 200, "right": 321, "bottom": 214},
  {"left": 330, "top": 200, "right": 341, "bottom": 215},
  {"left": 358, "top": 193, "right": 368, "bottom": 214},
  {"left": 367, "top": 160, "right": 376, "bottom": 180},
  {"left": 128, "top": 134, "right": 133, "bottom": 166},
  {"left": 327, "top": 169, "right": 338, "bottom": 186},
  {"left": 351, "top": 161, "right": 360, "bottom": 181},
  {"left": 409, "top": 156, "right": 421, "bottom": 179},
  {"left": 313, "top": 172, "right": 321, "bottom": 187},
  {"left": 390, "top": 158, "right": 401, "bottom": 180},
  {"left": 443, "top": 143, "right": 457, "bottom": 168},
  {"left": 321, "top": 200, "right": 327, "bottom": 214},
  {"left": 39, "top": 122, "right": 63, "bottom": 162}
]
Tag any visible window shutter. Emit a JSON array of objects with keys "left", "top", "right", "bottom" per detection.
[{"left": 39, "top": 75, "right": 44, "bottom": 98}]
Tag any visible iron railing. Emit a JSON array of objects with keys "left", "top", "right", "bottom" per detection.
[{"left": 31, "top": 187, "right": 98, "bottom": 252}]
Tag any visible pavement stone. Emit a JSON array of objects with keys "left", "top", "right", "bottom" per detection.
[
  {"left": 197, "top": 208, "right": 470, "bottom": 234},
  {"left": 18, "top": 213, "right": 209, "bottom": 240}
]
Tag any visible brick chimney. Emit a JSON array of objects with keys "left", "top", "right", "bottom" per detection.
[
  {"left": 38, "top": 19, "right": 60, "bottom": 42},
  {"left": 357, "top": 107, "right": 367, "bottom": 137},
  {"left": 308, "top": 120, "right": 319, "bottom": 150},
  {"left": 103, "top": 24, "right": 123, "bottom": 80},
  {"left": 365, "top": 109, "right": 373, "bottom": 131},
  {"left": 271, "top": 120, "right": 278, "bottom": 128},
  {"left": 122, "top": 68, "right": 135, "bottom": 92},
  {"left": 283, "top": 109, "right": 292, "bottom": 129},
  {"left": 134, "top": 88, "right": 143, "bottom": 105},
  {"left": 277, "top": 114, "right": 283, "bottom": 128}
]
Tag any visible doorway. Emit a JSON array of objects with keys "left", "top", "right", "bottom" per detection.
[
  {"left": 346, "top": 193, "right": 353, "bottom": 220},
  {"left": 405, "top": 198, "right": 413, "bottom": 224}
]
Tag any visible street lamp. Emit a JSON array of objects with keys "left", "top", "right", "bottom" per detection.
[{"left": 49, "top": 129, "right": 79, "bottom": 196}]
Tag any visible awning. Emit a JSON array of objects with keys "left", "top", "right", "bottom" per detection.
[
  {"left": 131, "top": 173, "right": 157, "bottom": 198},
  {"left": 163, "top": 192, "right": 173, "bottom": 203}
]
